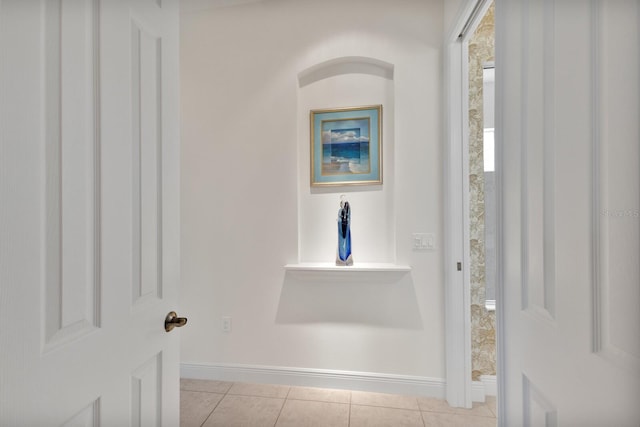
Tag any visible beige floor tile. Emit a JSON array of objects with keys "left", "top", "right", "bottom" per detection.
[
  {"left": 202, "top": 395, "right": 284, "bottom": 427},
  {"left": 179, "top": 379, "right": 498, "bottom": 427},
  {"left": 350, "top": 405, "right": 424, "bottom": 427},
  {"left": 287, "top": 386, "right": 351, "bottom": 404},
  {"left": 227, "top": 382, "right": 290, "bottom": 399},
  {"left": 275, "top": 399, "right": 349, "bottom": 427},
  {"left": 181, "top": 378, "right": 233, "bottom": 394},
  {"left": 422, "top": 411, "right": 497, "bottom": 427},
  {"left": 351, "top": 390, "right": 419, "bottom": 410},
  {"left": 485, "top": 397, "right": 497, "bottom": 417},
  {"left": 180, "top": 390, "right": 224, "bottom": 427},
  {"left": 451, "top": 402, "right": 494, "bottom": 418},
  {"left": 417, "top": 397, "right": 494, "bottom": 418},
  {"left": 417, "top": 396, "right": 456, "bottom": 414}
]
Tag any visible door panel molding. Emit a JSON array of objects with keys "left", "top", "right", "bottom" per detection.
[
  {"left": 44, "top": 0, "right": 101, "bottom": 350},
  {"left": 520, "top": 0, "right": 556, "bottom": 321},
  {"left": 592, "top": 0, "right": 640, "bottom": 372},
  {"left": 499, "top": 0, "right": 640, "bottom": 424},
  {"left": 131, "top": 17, "right": 163, "bottom": 308},
  {"left": 131, "top": 353, "right": 163, "bottom": 427},
  {"left": 522, "top": 375, "right": 557, "bottom": 427},
  {"left": 0, "top": 1, "right": 180, "bottom": 423},
  {"left": 63, "top": 399, "right": 101, "bottom": 427}
]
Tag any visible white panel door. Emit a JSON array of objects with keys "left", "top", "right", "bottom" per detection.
[
  {"left": 0, "top": 0, "right": 181, "bottom": 425},
  {"left": 497, "top": 0, "right": 640, "bottom": 425}
]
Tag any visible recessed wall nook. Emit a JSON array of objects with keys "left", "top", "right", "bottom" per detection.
[{"left": 286, "top": 56, "right": 411, "bottom": 275}]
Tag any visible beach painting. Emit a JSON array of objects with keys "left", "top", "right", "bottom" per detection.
[{"left": 310, "top": 105, "right": 382, "bottom": 186}]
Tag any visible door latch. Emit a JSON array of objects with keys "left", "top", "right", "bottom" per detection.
[{"left": 165, "top": 311, "right": 188, "bottom": 332}]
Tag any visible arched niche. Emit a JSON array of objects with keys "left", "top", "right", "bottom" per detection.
[{"left": 295, "top": 56, "right": 397, "bottom": 265}]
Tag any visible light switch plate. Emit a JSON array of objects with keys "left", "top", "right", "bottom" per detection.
[
  {"left": 412, "top": 233, "right": 435, "bottom": 251},
  {"left": 222, "top": 316, "right": 232, "bottom": 332}
]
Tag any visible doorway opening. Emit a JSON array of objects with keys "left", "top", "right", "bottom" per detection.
[
  {"left": 443, "top": 0, "right": 498, "bottom": 412},
  {"left": 467, "top": 1, "right": 496, "bottom": 394}
]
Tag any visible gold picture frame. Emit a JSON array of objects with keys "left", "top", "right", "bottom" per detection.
[{"left": 310, "top": 105, "right": 382, "bottom": 187}]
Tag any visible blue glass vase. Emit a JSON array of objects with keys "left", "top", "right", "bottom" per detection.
[{"left": 336, "top": 199, "right": 353, "bottom": 266}]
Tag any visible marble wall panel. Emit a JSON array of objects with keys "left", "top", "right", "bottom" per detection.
[{"left": 468, "top": 2, "right": 496, "bottom": 381}]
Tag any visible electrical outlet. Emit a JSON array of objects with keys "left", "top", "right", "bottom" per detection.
[{"left": 222, "top": 316, "right": 232, "bottom": 332}]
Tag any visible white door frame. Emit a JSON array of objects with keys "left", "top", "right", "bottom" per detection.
[{"left": 443, "top": 0, "right": 497, "bottom": 410}]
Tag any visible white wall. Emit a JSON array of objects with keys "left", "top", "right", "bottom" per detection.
[
  {"left": 180, "top": 0, "right": 445, "bottom": 383},
  {"left": 444, "top": 0, "right": 466, "bottom": 39}
]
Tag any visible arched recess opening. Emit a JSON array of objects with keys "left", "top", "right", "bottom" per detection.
[{"left": 295, "top": 56, "right": 397, "bottom": 266}]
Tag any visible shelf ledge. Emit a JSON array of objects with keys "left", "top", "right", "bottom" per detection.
[{"left": 284, "top": 262, "right": 411, "bottom": 273}]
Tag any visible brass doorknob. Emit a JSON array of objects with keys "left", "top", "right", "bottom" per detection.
[{"left": 165, "top": 311, "right": 188, "bottom": 332}]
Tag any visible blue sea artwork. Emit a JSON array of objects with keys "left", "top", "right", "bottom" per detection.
[
  {"left": 310, "top": 105, "right": 381, "bottom": 186},
  {"left": 321, "top": 120, "right": 371, "bottom": 175}
]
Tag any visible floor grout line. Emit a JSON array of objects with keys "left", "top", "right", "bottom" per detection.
[
  {"left": 181, "top": 380, "right": 497, "bottom": 426},
  {"left": 350, "top": 403, "right": 422, "bottom": 411},
  {"left": 197, "top": 389, "right": 227, "bottom": 427},
  {"left": 286, "top": 398, "right": 350, "bottom": 404},
  {"left": 273, "top": 385, "right": 293, "bottom": 427},
  {"left": 272, "top": 390, "right": 287, "bottom": 427}
]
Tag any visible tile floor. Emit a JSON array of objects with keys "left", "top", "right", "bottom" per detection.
[{"left": 181, "top": 379, "right": 497, "bottom": 427}]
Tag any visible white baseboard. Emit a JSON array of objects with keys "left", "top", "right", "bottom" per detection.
[
  {"left": 472, "top": 381, "right": 485, "bottom": 402},
  {"left": 181, "top": 362, "right": 446, "bottom": 399},
  {"left": 480, "top": 375, "right": 497, "bottom": 396},
  {"left": 472, "top": 375, "right": 497, "bottom": 402}
]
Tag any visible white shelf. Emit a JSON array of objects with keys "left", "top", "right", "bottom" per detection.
[{"left": 284, "top": 262, "right": 411, "bottom": 273}]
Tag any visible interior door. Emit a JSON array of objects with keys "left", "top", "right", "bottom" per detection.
[
  {"left": 0, "top": 0, "right": 181, "bottom": 425},
  {"left": 498, "top": 0, "right": 640, "bottom": 425}
]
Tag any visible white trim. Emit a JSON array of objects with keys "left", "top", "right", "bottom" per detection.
[
  {"left": 481, "top": 375, "right": 497, "bottom": 396},
  {"left": 472, "top": 381, "right": 484, "bottom": 401},
  {"left": 283, "top": 263, "right": 411, "bottom": 283},
  {"left": 297, "top": 56, "right": 394, "bottom": 88},
  {"left": 471, "top": 381, "right": 485, "bottom": 402},
  {"left": 444, "top": 0, "right": 493, "bottom": 410},
  {"left": 459, "top": 0, "right": 493, "bottom": 39},
  {"left": 494, "top": 0, "right": 507, "bottom": 425},
  {"left": 284, "top": 263, "right": 411, "bottom": 273},
  {"left": 181, "top": 363, "right": 446, "bottom": 398},
  {"left": 485, "top": 299, "right": 496, "bottom": 312},
  {"left": 471, "top": 375, "right": 497, "bottom": 403},
  {"left": 443, "top": 29, "right": 472, "bottom": 408}
]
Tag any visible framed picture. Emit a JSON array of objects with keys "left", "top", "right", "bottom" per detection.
[{"left": 310, "top": 105, "right": 382, "bottom": 187}]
